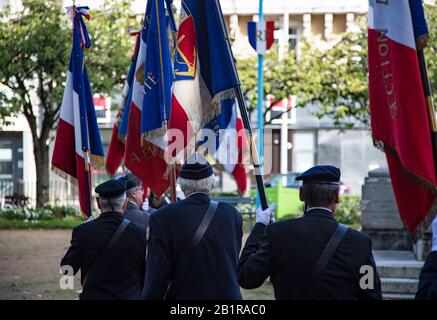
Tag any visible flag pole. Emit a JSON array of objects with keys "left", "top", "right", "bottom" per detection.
[
  {"left": 234, "top": 87, "right": 268, "bottom": 210},
  {"left": 416, "top": 42, "right": 437, "bottom": 173},
  {"left": 83, "top": 150, "right": 93, "bottom": 217},
  {"left": 160, "top": 0, "right": 177, "bottom": 203},
  {"left": 73, "top": 3, "right": 92, "bottom": 218},
  {"left": 212, "top": 0, "right": 269, "bottom": 210},
  {"left": 256, "top": 0, "right": 265, "bottom": 209}
]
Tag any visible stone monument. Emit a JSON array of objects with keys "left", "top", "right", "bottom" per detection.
[{"left": 361, "top": 168, "right": 431, "bottom": 260}]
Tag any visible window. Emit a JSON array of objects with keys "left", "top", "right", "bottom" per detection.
[
  {"left": 292, "top": 132, "right": 315, "bottom": 172},
  {"left": 288, "top": 27, "right": 299, "bottom": 50},
  {"left": 0, "top": 142, "right": 13, "bottom": 179}
]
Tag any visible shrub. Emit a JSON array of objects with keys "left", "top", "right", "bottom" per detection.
[
  {"left": 335, "top": 195, "right": 361, "bottom": 228},
  {"left": 0, "top": 205, "right": 81, "bottom": 221}
]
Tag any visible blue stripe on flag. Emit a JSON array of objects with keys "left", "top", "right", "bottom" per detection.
[
  {"left": 141, "top": 0, "right": 173, "bottom": 133},
  {"left": 409, "top": 0, "right": 429, "bottom": 40}
]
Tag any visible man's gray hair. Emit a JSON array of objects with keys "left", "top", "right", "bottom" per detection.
[
  {"left": 99, "top": 194, "right": 126, "bottom": 212},
  {"left": 177, "top": 175, "right": 215, "bottom": 195},
  {"left": 301, "top": 183, "right": 339, "bottom": 207}
]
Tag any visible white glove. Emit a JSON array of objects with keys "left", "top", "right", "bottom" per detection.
[
  {"left": 85, "top": 215, "right": 94, "bottom": 223},
  {"left": 256, "top": 204, "right": 276, "bottom": 226},
  {"left": 142, "top": 199, "right": 149, "bottom": 211},
  {"left": 432, "top": 215, "right": 437, "bottom": 252}
]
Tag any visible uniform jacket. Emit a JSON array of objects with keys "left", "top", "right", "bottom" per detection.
[
  {"left": 416, "top": 251, "right": 437, "bottom": 300},
  {"left": 238, "top": 208, "right": 382, "bottom": 300},
  {"left": 61, "top": 211, "right": 147, "bottom": 300},
  {"left": 142, "top": 193, "right": 243, "bottom": 300},
  {"left": 124, "top": 201, "right": 150, "bottom": 226}
]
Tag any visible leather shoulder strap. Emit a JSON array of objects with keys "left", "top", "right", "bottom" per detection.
[
  {"left": 291, "top": 223, "right": 348, "bottom": 299},
  {"left": 83, "top": 218, "right": 130, "bottom": 287},
  {"left": 162, "top": 201, "right": 218, "bottom": 299},
  {"left": 176, "top": 200, "right": 218, "bottom": 271}
]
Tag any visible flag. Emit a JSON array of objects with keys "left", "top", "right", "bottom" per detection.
[
  {"left": 168, "top": 0, "right": 240, "bottom": 164},
  {"left": 368, "top": 0, "right": 437, "bottom": 234},
  {"left": 105, "top": 31, "right": 140, "bottom": 175},
  {"left": 124, "top": 1, "right": 172, "bottom": 196},
  {"left": 52, "top": 6, "right": 104, "bottom": 217},
  {"left": 199, "top": 98, "right": 248, "bottom": 195},
  {"left": 248, "top": 20, "right": 275, "bottom": 55}
]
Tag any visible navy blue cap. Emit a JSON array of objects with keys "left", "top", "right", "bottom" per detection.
[
  {"left": 179, "top": 153, "right": 213, "bottom": 180},
  {"left": 117, "top": 173, "right": 140, "bottom": 191},
  {"left": 95, "top": 179, "right": 126, "bottom": 199},
  {"left": 295, "top": 165, "right": 340, "bottom": 185}
]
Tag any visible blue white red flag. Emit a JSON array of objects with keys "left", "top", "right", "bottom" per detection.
[
  {"left": 52, "top": 7, "right": 104, "bottom": 217},
  {"left": 368, "top": 0, "right": 437, "bottom": 233},
  {"left": 248, "top": 20, "right": 275, "bottom": 55},
  {"left": 125, "top": 1, "right": 173, "bottom": 196},
  {"left": 106, "top": 31, "right": 140, "bottom": 175},
  {"left": 168, "top": 0, "right": 240, "bottom": 164},
  {"left": 199, "top": 99, "right": 248, "bottom": 195}
]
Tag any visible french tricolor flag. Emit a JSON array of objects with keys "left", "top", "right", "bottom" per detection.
[
  {"left": 52, "top": 7, "right": 104, "bottom": 217},
  {"left": 106, "top": 31, "right": 140, "bottom": 175},
  {"left": 200, "top": 99, "right": 248, "bottom": 195},
  {"left": 168, "top": 0, "right": 240, "bottom": 164},
  {"left": 125, "top": 1, "right": 171, "bottom": 196},
  {"left": 368, "top": 0, "right": 437, "bottom": 233},
  {"left": 248, "top": 20, "right": 275, "bottom": 55}
]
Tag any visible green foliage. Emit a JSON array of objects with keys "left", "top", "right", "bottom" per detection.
[
  {"left": 0, "top": 0, "right": 137, "bottom": 122},
  {"left": 237, "top": 6, "right": 437, "bottom": 127},
  {"left": 0, "top": 205, "right": 82, "bottom": 221},
  {"left": 335, "top": 195, "right": 361, "bottom": 228},
  {"left": 237, "top": 46, "right": 299, "bottom": 118},
  {"left": 425, "top": 4, "right": 437, "bottom": 104},
  {"left": 0, "top": 0, "right": 138, "bottom": 207},
  {"left": 0, "top": 218, "right": 82, "bottom": 229}
]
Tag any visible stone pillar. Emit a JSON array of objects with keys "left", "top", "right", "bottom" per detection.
[
  {"left": 229, "top": 14, "right": 238, "bottom": 44},
  {"left": 361, "top": 168, "right": 412, "bottom": 251},
  {"left": 279, "top": 12, "right": 289, "bottom": 60},
  {"left": 324, "top": 13, "right": 333, "bottom": 40},
  {"left": 346, "top": 13, "right": 356, "bottom": 33},
  {"left": 303, "top": 13, "right": 311, "bottom": 38}
]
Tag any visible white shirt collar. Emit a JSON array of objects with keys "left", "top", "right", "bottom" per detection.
[{"left": 306, "top": 207, "right": 333, "bottom": 214}]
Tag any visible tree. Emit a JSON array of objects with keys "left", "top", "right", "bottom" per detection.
[
  {"left": 237, "top": 47, "right": 300, "bottom": 124},
  {"left": 0, "top": 0, "right": 137, "bottom": 207},
  {"left": 237, "top": 5, "right": 437, "bottom": 128}
]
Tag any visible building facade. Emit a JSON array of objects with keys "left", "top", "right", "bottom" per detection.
[{"left": 1, "top": 0, "right": 386, "bottom": 205}]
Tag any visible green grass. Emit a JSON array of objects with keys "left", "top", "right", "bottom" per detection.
[
  {"left": 0, "top": 218, "right": 82, "bottom": 229},
  {"left": 241, "top": 281, "right": 275, "bottom": 300}
]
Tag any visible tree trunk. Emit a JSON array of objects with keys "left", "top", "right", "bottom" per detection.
[{"left": 34, "top": 143, "right": 50, "bottom": 208}]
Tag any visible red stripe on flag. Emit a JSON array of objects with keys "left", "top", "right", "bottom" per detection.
[
  {"left": 167, "top": 95, "right": 194, "bottom": 159},
  {"left": 52, "top": 118, "right": 76, "bottom": 179},
  {"left": 52, "top": 118, "right": 91, "bottom": 217},
  {"left": 106, "top": 122, "right": 125, "bottom": 175},
  {"left": 125, "top": 103, "right": 170, "bottom": 196},
  {"left": 368, "top": 28, "right": 437, "bottom": 232},
  {"left": 233, "top": 117, "right": 247, "bottom": 195},
  {"left": 76, "top": 153, "right": 91, "bottom": 217}
]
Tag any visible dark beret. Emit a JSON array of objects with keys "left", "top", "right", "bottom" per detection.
[
  {"left": 118, "top": 173, "right": 141, "bottom": 191},
  {"left": 95, "top": 179, "right": 126, "bottom": 199},
  {"left": 295, "top": 165, "right": 341, "bottom": 185},
  {"left": 179, "top": 153, "right": 213, "bottom": 180}
]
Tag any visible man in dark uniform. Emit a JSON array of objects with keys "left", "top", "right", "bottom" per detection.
[
  {"left": 238, "top": 165, "right": 382, "bottom": 300},
  {"left": 416, "top": 215, "right": 437, "bottom": 300},
  {"left": 142, "top": 153, "right": 243, "bottom": 300},
  {"left": 61, "top": 179, "right": 147, "bottom": 300},
  {"left": 118, "top": 173, "right": 150, "bottom": 225}
]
